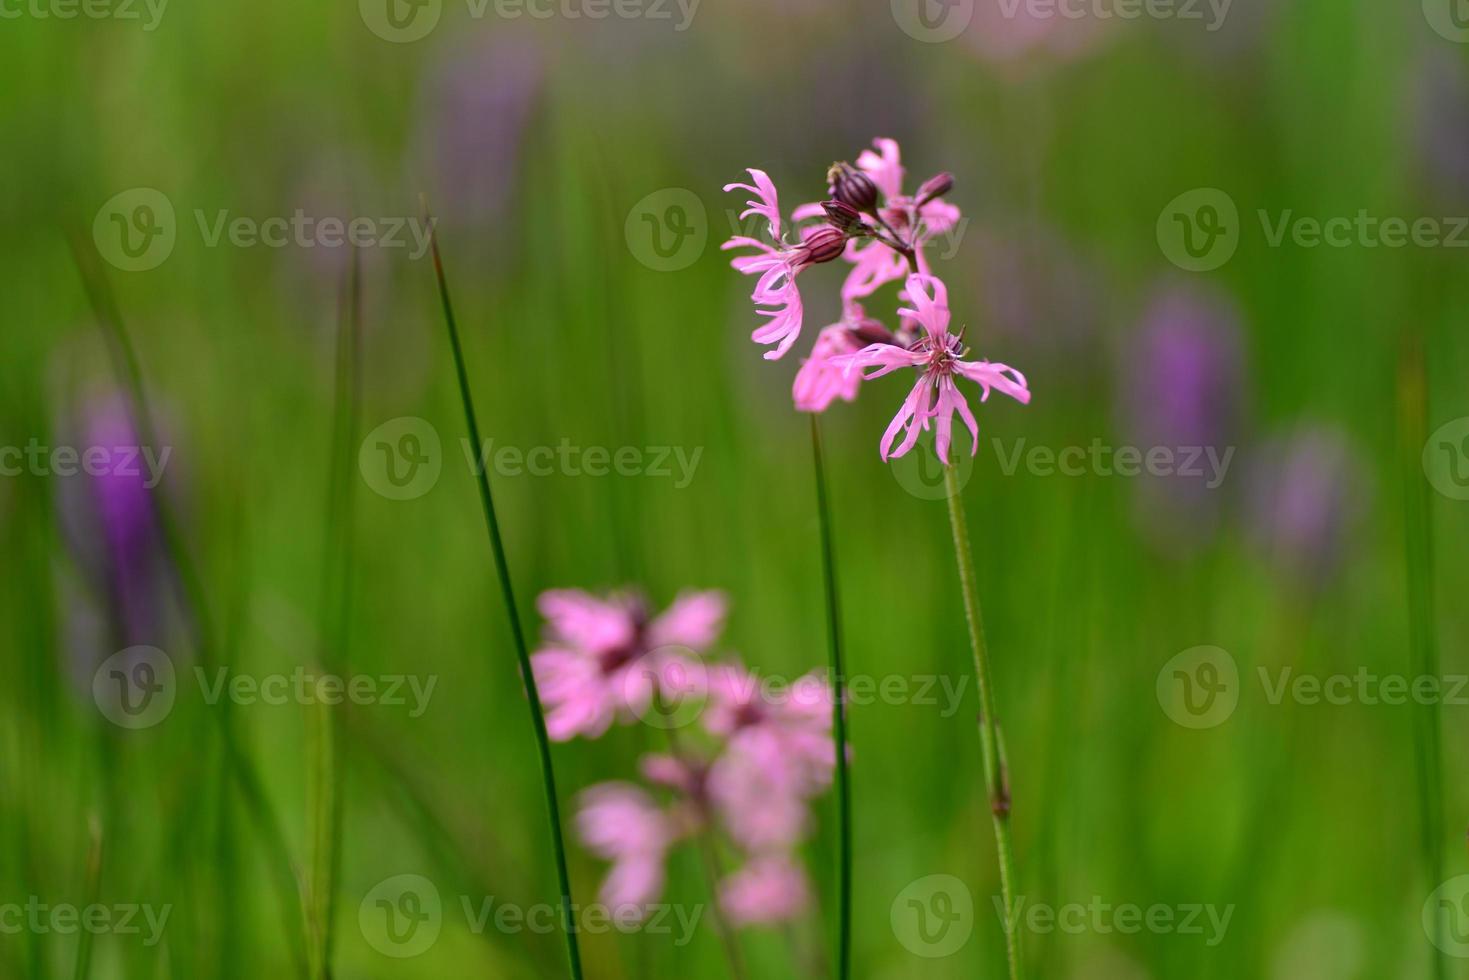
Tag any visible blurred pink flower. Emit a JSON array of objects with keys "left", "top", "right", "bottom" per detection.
[
  {"left": 793, "top": 305, "right": 902, "bottom": 413},
  {"left": 703, "top": 664, "right": 835, "bottom": 849},
  {"left": 531, "top": 589, "right": 726, "bottom": 741},
  {"left": 576, "top": 783, "right": 683, "bottom": 912},
  {"left": 723, "top": 169, "right": 848, "bottom": 360},
  {"left": 963, "top": 0, "right": 1111, "bottom": 71},
  {"left": 836, "top": 273, "right": 1031, "bottom": 461},
  {"left": 720, "top": 855, "right": 811, "bottom": 927}
]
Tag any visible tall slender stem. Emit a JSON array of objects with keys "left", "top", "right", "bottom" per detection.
[
  {"left": 425, "top": 215, "right": 584, "bottom": 980},
  {"left": 942, "top": 464, "right": 1022, "bottom": 980},
  {"left": 809, "top": 415, "right": 851, "bottom": 980},
  {"left": 1399, "top": 332, "right": 1444, "bottom": 979},
  {"left": 309, "top": 244, "right": 361, "bottom": 980}
]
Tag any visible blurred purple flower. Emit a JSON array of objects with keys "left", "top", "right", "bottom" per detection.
[
  {"left": 1119, "top": 283, "right": 1245, "bottom": 545},
  {"left": 1246, "top": 426, "right": 1364, "bottom": 589},
  {"left": 413, "top": 34, "right": 544, "bottom": 231},
  {"left": 54, "top": 392, "right": 172, "bottom": 674},
  {"left": 1414, "top": 52, "right": 1469, "bottom": 208}
]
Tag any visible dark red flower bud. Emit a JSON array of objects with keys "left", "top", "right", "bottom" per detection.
[
  {"left": 827, "top": 162, "right": 880, "bottom": 213},
  {"left": 821, "top": 200, "right": 864, "bottom": 234},
  {"left": 916, "top": 171, "right": 954, "bottom": 206},
  {"left": 801, "top": 226, "right": 847, "bottom": 266},
  {"left": 848, "top": 319, "right": 897, "bottom": 347}
]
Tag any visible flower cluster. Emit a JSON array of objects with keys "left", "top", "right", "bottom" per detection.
[
  {"left": 724, "top": 138, "right": 1032, "bottom": 460},
  {"left": 531, "top": 588, "right": 835, "bottom": 927}
]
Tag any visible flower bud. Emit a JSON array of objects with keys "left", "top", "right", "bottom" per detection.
[
  {"left": 800, "top": 226, "right": 848, "bottom": 266},
  {"left": 916, "top": 172, "right": 953, "bottom": 206},
  {"left": 848, "top": 319, "right": 897, "bottom": 347},
  {"left": 827, "top": 162, "right": 880, "bottom": 213},
  {"left": 821, "top": 200, "right": 864, "bottom": 234}
]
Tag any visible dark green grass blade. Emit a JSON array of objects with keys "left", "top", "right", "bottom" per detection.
[
  {"left": 423, "top": 206, "right": 585, "bottom": 980},
  {"left": 809, "top": 415, "right": 851, "bottom": 980}
]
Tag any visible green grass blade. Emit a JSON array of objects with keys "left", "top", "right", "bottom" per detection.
[
  {"left": 424, "top": 207, "right": 585, "bottom": 980},
  {"left": 809, "top": 415, "right": 851, "bottom": 980}
]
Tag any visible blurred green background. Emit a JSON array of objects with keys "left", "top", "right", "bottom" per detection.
[{"left": 3, "top": 0, "right": 1469, "bottom": 976}]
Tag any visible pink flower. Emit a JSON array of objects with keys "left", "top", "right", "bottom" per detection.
[
  {"left": 720, "top": 856, "right": 811, "bottom": 927},
  {"left": 531, "top": 589, "right": 727, "bottom": 741},
  {"left": 724, "top": 169, "right": 847, "bottom": 360},
  {"left": 836, "top": 273, "right": 1031, "bottom": 462},
  {"left": 855, "top": 138, "right": 962, "bottom": 247},
  {"left": 577, "top": 783, "right": 681, "bottom": 913},
  {"left": 793, "top": 323, "right": 863, "bottom": 413},
  {"left": 792, "top": 305, "right": 902, "bottom": 413},
  {"left": 702, "top": 664, "right": 836, "bottom": 849}
]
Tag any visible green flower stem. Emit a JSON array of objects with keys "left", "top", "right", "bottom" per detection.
[
  {"left": 809, "top": 415, "right": 851, "bottom": 980},
  {"left": 943, "top": 463, "right": 1022, "bottom": 980}
]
